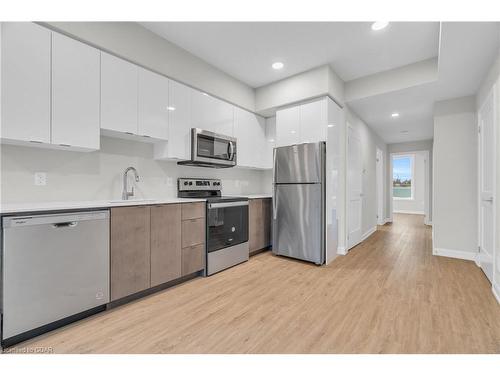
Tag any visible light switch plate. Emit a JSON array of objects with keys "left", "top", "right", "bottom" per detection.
[{"left": 34, "top": 172, "right": 47, "bottom": 186}]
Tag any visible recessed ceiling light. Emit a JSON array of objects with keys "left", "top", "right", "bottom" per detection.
[
  {"left": 391, "top": 112, "right": 399, "bottom": 118},
  {"left": 272, "top": 62, "right": 284, "bottom": 70},
  {"left": 371, "top": 22, "right": 389, "bottom": 31},
  {"left": 268, "top": 139, "right": 275, "bottom": 142},
  {"left": 202, "top": 92, "right": 209, "bottom": 96},
  {"left": 328, "top": 124, "right": 334, "bottom": 128},
  {"left": 167, "top": 106, "right": 176, "bottom": 111},
  {"left": 290, "top": 130, "right": 296, "bottom": 134}
]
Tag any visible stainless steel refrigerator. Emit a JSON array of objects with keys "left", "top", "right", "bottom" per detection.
[{"left": 272, "top": 142, "right": 325, "bottom": 265}]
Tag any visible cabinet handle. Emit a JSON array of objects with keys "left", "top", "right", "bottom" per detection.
[
  {"left": 124, "top": 132, "right": 134, "bottom": 136},
  {"left": 59, "top": 144, "right": 71, "bottom": 147},
  {"left": 142, "top": 135, "right": 151, "bottom": 138},
  {"left": 29, "top": 140, "right": 44, "bottom": 144}
]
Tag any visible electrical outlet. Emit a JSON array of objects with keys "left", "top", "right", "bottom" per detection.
[{"left": 34, "top": 172, "right": 47, "bottom": 186}]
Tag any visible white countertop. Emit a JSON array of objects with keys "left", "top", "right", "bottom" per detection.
[
  {"left": 0, "top": 198, "right": 206, "bottom": 215},
  {"left": 0, "top": 194, "right": 272, "bottom": 215}
]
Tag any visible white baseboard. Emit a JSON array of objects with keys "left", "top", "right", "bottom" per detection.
[
  {"left": 432, "top": 247, "right": 477, "bottom": 261},
  {"left": 337, "top": 246, "right": 347, "bottom": 255},
  {"left": 492, "top": 283, "right": 500, "bottom": 305},
  {"left": 361, "top": 226, "right": 377, "bottom": 242},
  {"left": 384, "top": 218, "right": 392, "bottom": 224},
  {"left": 393, "top": 210, "right": 425, "bottom": 215},
  {"left": 424, "top": 219, "right": 432, "bottom": 226}
]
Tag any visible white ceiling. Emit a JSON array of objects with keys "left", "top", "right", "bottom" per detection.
[
  {"left": 140, "top": 21, "right": 499, "bottom": 144},
  {"left": 349, "top": 22, "right": 500, "bottom": 144},
  {"left": 140, "top": 22, "right": 440, "bottom": 87}
]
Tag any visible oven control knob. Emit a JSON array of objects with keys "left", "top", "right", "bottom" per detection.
[
  {"left": 184, "top": 181, "right": 188, "bottom": 186},
  {"left": 189, "top": 181, "right": 193, "bottom": 185}
]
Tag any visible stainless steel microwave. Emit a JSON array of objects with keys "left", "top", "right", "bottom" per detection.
[{"left": 178, "top": 128, "right": 237, "bottom": 168}]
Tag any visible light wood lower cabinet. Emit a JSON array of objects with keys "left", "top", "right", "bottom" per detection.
[
  {"left": 110, "top": 206, "right": 151, "bottom": 301},
  {"left": 181, "top": 203, "right": 206, "bottom": 276},
  {"left": 110, "top": 202, "right": 206, "bottom": 301},
  {"left": 150, "top": 204, "right": 182, "bottom": 287},
  {"left": 182, "top": 244, "right": 205, "bottom": 276},
  {"left": 249, "top": 198, "right": 272, "bottom": 255}
]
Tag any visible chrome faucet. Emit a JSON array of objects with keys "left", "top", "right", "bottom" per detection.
[{"left": 122, "top": 167, "right": 140, "bottom": 200}]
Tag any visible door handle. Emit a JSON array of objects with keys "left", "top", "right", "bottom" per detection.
[
  {"left": 52, "top": 222, "right": 78, "bottom": 229},
  {"left": 273, "top": 186, "right": 278, "bottom": 220},
  {"left": 228, "top": 141, "right": 235, "bottom": 161}
]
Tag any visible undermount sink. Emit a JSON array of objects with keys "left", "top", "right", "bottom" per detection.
[{"left": 108, "top": 199, "right": 156, "bottom": 204}]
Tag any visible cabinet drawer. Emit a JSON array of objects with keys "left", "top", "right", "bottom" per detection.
[
  {"left": 182, "top": 244, "right": 205, "bottom": 275},
  {"left": 181, "top": 217, "right": 205, "bottom": 248},
  {"left": 181, "top": 202, "right": 205, "bottom": 220}
]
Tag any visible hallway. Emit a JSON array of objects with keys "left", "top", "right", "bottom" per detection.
[{"left": 11, "top": 214, "right": 500, "bottom": 354}]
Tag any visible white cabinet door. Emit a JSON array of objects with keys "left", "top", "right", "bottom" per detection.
[
  {"left": 300, "top": 98, "right": 327, "bottom": 143},
  {"left": 276, "top": 106, "right": 300, "bottom": 147},
  {"left": 264, "top": 116, "right": 276, "bottom": 169},
  {"left": 51, "top": 33, "right": 100, "bottom": 150},
  {"left": 167, "top": 80, "right": 192, "bottom": 159},
  {"left": 101, "top": 52, "right": 138, "bottom": 134},
  {"left": 138, "top": 68, "right": 169, "bottom": 140},
  {"left": 191, "top": 90, "right": 234, "bottom": 136},
  {"left": 234, "top": 108, "right": 266, "bottom": 168},
  {"left": 1, "top": 22, "right": 51, "bottom": 144}
]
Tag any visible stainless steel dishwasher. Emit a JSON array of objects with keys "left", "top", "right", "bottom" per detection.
[{"left": 1, "top": 211, "right": 110, "bottom": 345}]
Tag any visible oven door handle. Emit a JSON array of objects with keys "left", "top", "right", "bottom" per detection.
[{"left": 208, "top": 201, "right": 249, "bottom": 209}]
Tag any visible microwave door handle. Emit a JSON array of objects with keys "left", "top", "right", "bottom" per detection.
[{"left": 228, "top": 141, "right": 235, "bottom": 161}]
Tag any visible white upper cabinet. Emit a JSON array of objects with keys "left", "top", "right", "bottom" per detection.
[
  {"left": 275, "top": 97, "right": 328, "bottom": 147},
  {"left": 299, "top": 99, "right": 327, "bottom": 143},
  {"left": 264, "top": 116, "right": 276, "bottom": 169},
  {"left": 234, "top": 108, "right": 266, "bottom": 168},
  {"left": 101, "top": 52, "right": 138, "bottom": 135},
  {"left": 51, "top": 32, "right": 100, "bottom": 150},
  {"left": 138, "top": 68, "right": 169, "bottom": 140},
  {"left": 160, "top": 79, "right": 193, "bottom": 160},
  {"left": 276, "top": 105, "right": 300, "bottom": 147},
  {"left": 1, "top": 22, "right": 51, "bottom": 144},
  {"left": 191, "top": 90, "right": 234, "bottom": 136}
]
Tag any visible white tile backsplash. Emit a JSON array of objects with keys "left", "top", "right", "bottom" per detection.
[{"left": 0, "top": 136, "right": 272, "bottom": 204}]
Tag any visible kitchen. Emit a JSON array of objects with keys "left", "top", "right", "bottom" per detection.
[{"left": 1, "top": 8, "right": 500, "bottom": 372}]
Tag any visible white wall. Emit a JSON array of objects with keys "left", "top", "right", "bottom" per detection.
[
  {"left": 0, "top": 137, "right": 269, "bottom": 204},
  {"left": 345, "top": 107, "right": 388, "bottom": 241},
  {"left": 392, "top": 151, "right": 426, "bottom": 214},
  {"left": 433, "top": 96, "right": 477, "bottom": 256},
  {"left": 388, "top": 140, "right": 433, "bottom": 221},
  {"left": 42, "top": 22, "right": 256, "bottom": 112}
]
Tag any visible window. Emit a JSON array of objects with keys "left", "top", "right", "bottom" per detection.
[{"left": 392, "top": 154, "right": 414, "bottom": 200}]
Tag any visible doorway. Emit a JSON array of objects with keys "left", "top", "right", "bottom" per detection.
[
  {"left": 477, "top": 86, "right": 496, "bottom": 284},
  {"left": 347, "top": 125, "right": 363, "bottom": 249},
  {"left": 376, "top": 148, "right": 385, "bottom": 225},
  {"left": 390, "top": 150, "right": 430, "bottom": 224}
]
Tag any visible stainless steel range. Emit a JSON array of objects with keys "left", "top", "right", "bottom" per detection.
[{"left": 178, "top": 178, "right": 249, "bottom": 276}]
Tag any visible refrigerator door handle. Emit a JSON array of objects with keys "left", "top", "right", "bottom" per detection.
[{"left": 273, "top": 185, "right": 278, "bottom": 220}]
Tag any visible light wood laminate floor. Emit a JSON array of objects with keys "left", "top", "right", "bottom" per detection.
[{"left": 9, "top": 214, "right": 500, "bottom": 353}]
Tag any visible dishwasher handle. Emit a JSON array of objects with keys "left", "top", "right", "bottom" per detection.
[{"left": 52, "top": 221, "right": 78, "bottom": 229}]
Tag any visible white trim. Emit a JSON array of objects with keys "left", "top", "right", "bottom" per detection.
[
  {"left": 433, "top": 247, "right": 477, "bottom": 261},
  {"left": 384, "top": 217, "right": 392, "bottom": 224},
  {"left": 361, "top": 226, "right": 377, "bottom": 242},
  {"left": 393, "top": 210, "right": 425, "bottom": 215},
  {"left": 492, "top": 283, "right": 500, "bottom": 305},
  {"left": 424, "top": 219, "right": 432, "bottom": 226},
  {"left": 337, "top": 246, "right": 347, "bottom": 255},
  {"left": 376, "top": 147, "right": 385, "bottom": 226}
]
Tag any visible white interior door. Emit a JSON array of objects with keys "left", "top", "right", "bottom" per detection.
[
  {"left": 347, "top": 126, "right": 363, "bottom": 249},
  {"left": 376, "top": 148, "right": 384, "bottom": 225},
  {"left": 478, "top": 87, "right": 496, "bottom": 284}
]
